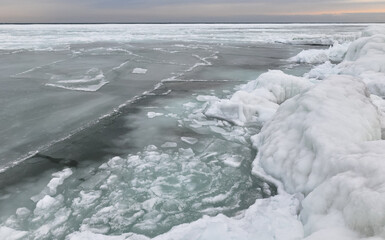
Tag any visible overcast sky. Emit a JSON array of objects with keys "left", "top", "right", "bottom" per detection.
[{"left": 1, "top": 0, "right": 385, "bottom": 23}]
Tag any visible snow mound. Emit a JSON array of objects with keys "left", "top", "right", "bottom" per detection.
[
  {"left": 204, "top": 70, "right": 313, "bottom": 125},
  {"left": 304, "top": 61, "right": 338, "bottom": 80},
  {"left": 289, "top": 42, "right": 350, "bottom": 64},
  {"left": 253, "top": 75, "right": 385, "bottom": 239},
  {"left": 339, "top": 34, "right": 385, "bottom": 75},
  {"left": 306, "top": 28, "right": 385, "bottom": 97}
]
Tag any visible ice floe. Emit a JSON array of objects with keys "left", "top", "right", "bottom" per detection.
[
  {"left": 132, "top": 68, "right": 148, "bottom": 74},
  {"left": 45, "top": 68, "right": 109, "bottom": 92}
]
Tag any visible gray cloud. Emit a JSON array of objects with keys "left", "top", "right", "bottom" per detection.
[{"left": 0, "top": 0, "right": 384, "bottom": 23}]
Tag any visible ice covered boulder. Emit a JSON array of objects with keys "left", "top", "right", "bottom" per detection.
[{"left": 304, "top": 61, "right": 339, "bottom": 80}]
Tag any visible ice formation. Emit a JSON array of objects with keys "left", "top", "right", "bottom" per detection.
[
  {"left": 204, "top": 70, "right": 313, "bottom": 125},
  {"left": 65, "top": 193, "right": 303, "bottom": 240},
  {"left": 202, "top": 25, "right": 385, "bottom": 239},
  {"left": 254, "top": 27, "right": 385, "bottom": 239},
  {"left": 289, "top": 42, "right": 350, "bottom": 64},
  {"left": 45, "top": 68, "right": 109, "bottom": 92},
  {"left": 303, "top": 28, "right": 385, "bottom": 97},
  {"left": 252, "top": 75, "right": 385, "bottom": 238},
  {"left": 132, "top": 68, "right": 148, "bottom": 74},
  {"left": 147, "top": 112, "right": 164, "bottom": 118}
]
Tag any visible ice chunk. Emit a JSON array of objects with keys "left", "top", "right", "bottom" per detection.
[
  {"left": 132, "top": 68, "right": 148, "bottom": 74},
  {"left": 147, "top": 112, "right": 164, "bottom": 119},
  {"left": 196, "top": 95, "right": 220, "bottom": 102},
  {"left": 218, "top": 153, "right": 243, "bottom": 168},
  {"left": 16, "top": 207, "right": 31, "bottom": 218},
  {"left": 46, "top": 168, "right": 73, "bottom": 195},
  {"left": 161, "top": 142, "right": 177, "bottom": 148},
  {"left": 34, "top": 195, "right": 64, "bottom": 218},
  {"left": 181, "top": 137, "right": 198, "bottom": 145}
]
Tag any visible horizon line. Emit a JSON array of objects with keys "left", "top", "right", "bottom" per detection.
[{"left": 1, "top": 21, "right": 385, "bottom": 25}]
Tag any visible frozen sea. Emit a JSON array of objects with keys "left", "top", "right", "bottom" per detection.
[{"left": 1, "top": 24, "right": 384, "bottom": 240}]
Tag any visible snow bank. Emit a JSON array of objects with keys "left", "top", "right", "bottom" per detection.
[
  {"left": 199, "top": 25, "right": 385, "bottom": 239},
  {"left": 156, "top": 25, "right": 385, "bottom": 240},
  {"left": 289, "top": 42, "right": 350, "bottom": 64},
  {"left": 305, "top": 27, "right": 385, "bottom": 97},
  {"left": 204, "top": 70, "right": 313, "bottom": 125},
  {"left": 251, "top": 26, "right": 385, "bottom": 239},
  {"left": 338, "top": 34, "right": 385, "bottom": 98},
  {"left": 252, "top": 76, "right": 381, "bottom": 193},
  {"left": 253, "top": 76, "right": 385, "bottom": 239},
  {"left": 341, "top": 35, "right": 385, "bottom": 74}
]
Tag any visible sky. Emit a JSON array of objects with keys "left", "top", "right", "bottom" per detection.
[{"left": 1, "top": 0, "right": 385, "bottom": 23}]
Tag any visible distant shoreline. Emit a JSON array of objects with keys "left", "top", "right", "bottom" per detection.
[{"left": 1, "top": 22, "right": 385, "bottom": 25}]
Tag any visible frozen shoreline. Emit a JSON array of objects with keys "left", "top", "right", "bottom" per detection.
[
  {"left": 1, "top": 24, "right": 385, "bottom": 240},
  {"left": 167, "top": 24, "right": 385, "bottom": 240}
]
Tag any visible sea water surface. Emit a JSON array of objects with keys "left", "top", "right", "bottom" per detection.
[{"left": 0, "top": 24, "right": 370, "bottom": 239}]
